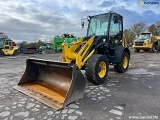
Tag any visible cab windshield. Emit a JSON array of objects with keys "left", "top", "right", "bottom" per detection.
[
  {"left": 87, "top": 14, "right": 110, "bottom": 36},
  {"left": 138, "top": 33, "right": 150, "bottom": 40}
]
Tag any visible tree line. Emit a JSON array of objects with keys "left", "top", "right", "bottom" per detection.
[
  {"left": 19, "top": 40, "right": 46, "bottom": 49},
  {"left": 19, "top": 21, "right": 160, "bottom": 48},
  {"left": 124, "top": 21, "right": 160, "bottom": 44},
  {"left": 19, "top": 33, "right": 76, "bottom": 49}
]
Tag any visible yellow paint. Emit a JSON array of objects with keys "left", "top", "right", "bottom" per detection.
[
  {"left": 133, "top": 33, "right": 160, "bottom": 51},
  {"left": 22, "top": 81, "right": 66, "bottom": 104},
  {"left": 62, "top": 36, "right": 95, "bottom": 69},
  {"left": 140, "top": 0, "right": 144, "bottom": 6},
  {"left": 123, "top": 56, "right": 128, "bottom": 68},
  {"left": 2, "top": 45, "right": 18, "bottom": 55},
  {"left": 133, "top": 39, "right": 153, "bottom": 50},
  {"left": 98, "top": 61, "right": 106, "bottom": 78},
  {"left": 83, "top": 49, "right": 95, "bottom": 63},
  {"left": 122, "top": 34, "right": 127, "bottom": 47},
  {"left": 61, "top": 34, "right": 127, "bottom": 69}
]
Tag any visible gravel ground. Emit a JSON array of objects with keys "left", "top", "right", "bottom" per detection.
[{"left": 0, "top": 51, "right": 160, "bottom": 120}]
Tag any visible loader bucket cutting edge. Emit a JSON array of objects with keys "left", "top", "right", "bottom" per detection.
[{"left": 13, "top": 58, "right": 86, "bottom": 110}]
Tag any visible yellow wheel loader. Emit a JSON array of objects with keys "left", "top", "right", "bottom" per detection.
[
  {"left": 14, "top": 11, "right": 130, "bottom": 110},
  {"left": 0, "top": 38, "right": 18, "bottom": 56}
]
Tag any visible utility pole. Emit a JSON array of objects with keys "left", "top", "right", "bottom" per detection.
[{"left": 35, "top": 37, "right": 37, "bottom": 48}]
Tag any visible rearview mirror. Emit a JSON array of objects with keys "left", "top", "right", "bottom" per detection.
[
  {"left": 81, "top": 20, "right": 84, "bottom": 28},
  {"left": 113, "top": 16, "right": 119, "bottom": 24},
  {"left": 81, "top": 17, "right": 90, "bottom": 28}
]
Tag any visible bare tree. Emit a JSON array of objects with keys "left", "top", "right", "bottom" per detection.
[
  {"left": 37, "top": 40, "right": 45, "bottom": 47},
  {"left": 148, "top": 24, "right": 159, "bottom": 36},
  {"left": 61, "top": 33, "right": 70, "bottom": 38},
  {"left": 70, "top": 33, "right": 76, "bottom": 38},
  {"left": 61, "top": 33, "right": 76, "bottom": 38},
  {"left": 130, "top": 22, "right": 147, "bottom": 35},
  {"left": 55, "top": 35, "right": 60, "bottom": 38},
  {"left": 155, "top": 21, "right": 160, "bottom": 35},
  {"left": 21, "top": 41, "right": 28, "bottom": 47},
  {"left": 123, "top": 29, "right": 135, "bottom": 44}
]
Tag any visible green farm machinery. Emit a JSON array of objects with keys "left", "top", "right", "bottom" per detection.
[{"left": 53, "top": 37, "right": 78, "bottom": 52}]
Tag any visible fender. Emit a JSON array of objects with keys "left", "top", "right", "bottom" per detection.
[{"left": 114, "top": 45, "right": 130, "bottom": 63}]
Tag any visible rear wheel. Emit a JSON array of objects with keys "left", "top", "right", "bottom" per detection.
[
  {"left": 149, "top": 46, "right": 155, "bottom": 53},
  {"left": 85, "top": 54, "right": 109, "bottom": 85},
  {"left": 114, "top": 52, "right": 129, "bottom": 73},
  {"left": 0, "top": 50, "right": 4, "bottom": 56},
  {"left": 156, "top": 44, "right": 160, "bottom": 52},
  {"left": 155, "top": 44, "right": 160, "bottom": 52}
]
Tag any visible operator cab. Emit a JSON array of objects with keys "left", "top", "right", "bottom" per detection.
[
  {"left": 138, "top": 33, "right": 151, "bottom": 40},
  {"left": 83, "top": 11, "right": 123, "bottom": 55}
]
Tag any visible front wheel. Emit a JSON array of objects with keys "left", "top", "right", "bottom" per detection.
[
  {"left": 134, "top": 49, "right": 140, "bottom": 52},
  {"left": 13, "top": 50, "right": 18, "bottom": 56},
  {"left": 85, "top": 54, "right": 109, "bottom": 85},
  {"left": 0, "top": 50, "right": 4, "bottom": 56},
  {"left": 114, "top": 52, "right": 129, "bottom": 73},
  {"left": 149, "top": 46, "right": 155, "bottom": 53}
]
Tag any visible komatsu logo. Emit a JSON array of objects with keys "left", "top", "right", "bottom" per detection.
[{"left": 140, "top": 0, "right": 159, "bottom": 6}]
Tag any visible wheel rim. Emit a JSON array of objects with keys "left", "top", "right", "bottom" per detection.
[
  {"left": 98, "top": 61, "right": 106, "bottom": 78},
  {"left": 123, "top": 56, "right": 128, "bottom": 68}
]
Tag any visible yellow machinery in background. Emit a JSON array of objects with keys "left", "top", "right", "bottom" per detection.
[
  {"left": 14, "top": 11, "right": 130, "bottom": 110},
  {"left": 0, "top": 38, "right": 18, "bottom": 56},
  {"left": 133, "top": 32, "right": 160, "bottom": 52}
]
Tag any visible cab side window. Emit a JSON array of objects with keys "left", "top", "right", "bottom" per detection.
[
  {"left": 109, "top": 14, "right": 123, "bottom": 48},
  {"left": 110, "top": 15, "right": 121, "bottom": 36}
]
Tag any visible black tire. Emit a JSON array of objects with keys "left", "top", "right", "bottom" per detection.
[
  {"left": 0, "top": 50, "right": 4, "bottom": 56},
  {"left": 13, "top": 50, "right": 18, "bottom": 56},
  {"left": 156, "top": 44, "right": 160, "bottom": 52},
  {"left": 149, "top": 46, "right": 155, "bottom": 53},
  {"left": 114, "top": 52, "right": 129, "bottom": 73},
  {"left": 85, "top": 54, "right": 109, "bottom": 85},
  {"left": 143, "top": 49, "right": 149, "bottom": 52},
  {"left": 134, "top": 49, "right": 140, "bottom": 52}
]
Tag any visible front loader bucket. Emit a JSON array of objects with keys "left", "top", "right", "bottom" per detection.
[{"left": 14, "top": 58, "right": 86, "bottom": 110}]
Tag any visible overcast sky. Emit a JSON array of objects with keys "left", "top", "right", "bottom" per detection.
[{"left": 0, "top": 0, "right": 160, "bottom": 43}]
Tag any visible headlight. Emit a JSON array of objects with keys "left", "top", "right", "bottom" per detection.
[{"left": 103, "top": 39, "right": 106, "bottom": 42}]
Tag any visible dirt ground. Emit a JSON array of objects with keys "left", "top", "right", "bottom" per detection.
[{"left": 0, "top": 51, "right": 160, "bottom": 120}]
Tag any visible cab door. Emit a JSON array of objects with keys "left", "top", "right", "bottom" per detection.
[{"left": 109, "top": 14, "right": 123, "bottom": 49}]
